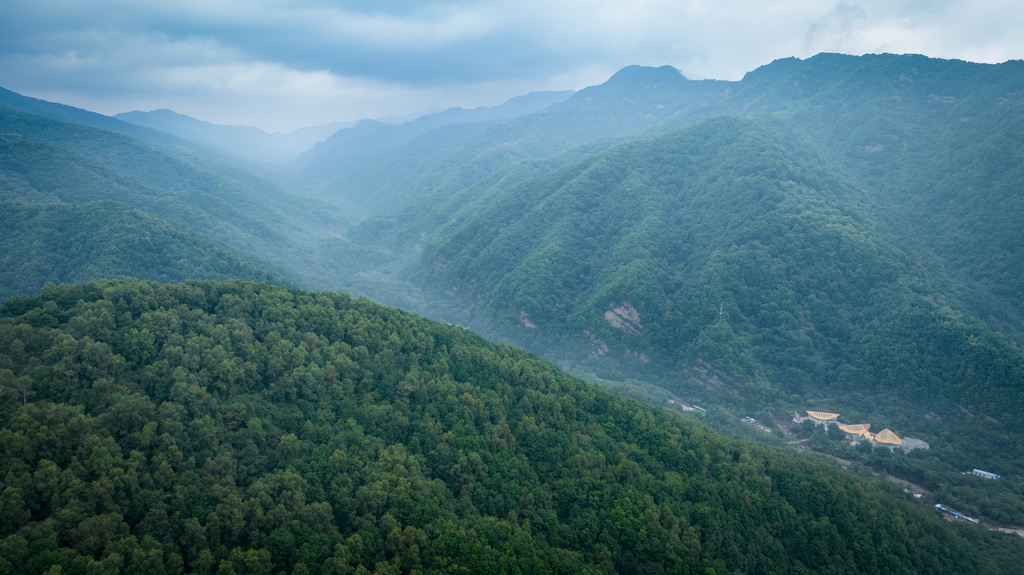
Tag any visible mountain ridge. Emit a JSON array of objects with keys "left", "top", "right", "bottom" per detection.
[
  {"left": 322, "top": 55, "right": 1024, "bottom": 524},
  {"left": 0, "top": 100, "right": 362, "bottom": 294},
  {"left": 1, "top": 279, "right": 1020, "bottom": 573},
  {"left": 114, "top": 108, "right": 352, "bottom": 165},
  {"left": 2, "top": 53, "right": 1024, "bottom": 530}
]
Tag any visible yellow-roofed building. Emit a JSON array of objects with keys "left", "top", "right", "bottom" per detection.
[
  {"left": 839, "top": 423, "right": 871, "bottom": 437},
  {"left": 806, "top": 410, "right": 840, "bottom": 422},
  {"left": 873, "top": 428, "right": 902, "bottom": 446}
]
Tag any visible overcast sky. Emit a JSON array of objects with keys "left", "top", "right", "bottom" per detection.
[{"left": 2, "top": 0, "right": 1022, "bottom": 132}]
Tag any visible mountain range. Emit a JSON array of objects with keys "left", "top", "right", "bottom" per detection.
[
  {"left": 114, "top": 109, "right": 353, "bottom": 166},
  {"left": 2, "top": 52, "right": 1024, "bottom": 571}
]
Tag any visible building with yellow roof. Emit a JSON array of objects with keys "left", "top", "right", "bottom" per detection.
[
  {"left": 873, "top": 428, "right": 902, "bottom": 446},
  {"left": 806, "top": 410, "right": 840, "bottom": 423},
  {"left": 838, "top": 423, "right": 872, "bottom": 437}
]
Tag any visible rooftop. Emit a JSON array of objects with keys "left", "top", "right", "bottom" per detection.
[
  {"left": 806, "top": 410, "right": 840, "bottom": 421},
  {"left": 874, "top": 428, "right": 902, "bottom": 446},
  {"left": 839, "top": 423, "right": 872, "bottom": 436}
]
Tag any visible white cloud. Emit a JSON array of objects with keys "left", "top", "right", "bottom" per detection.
[
  {"left": 2, "top": 0, "right": 1022, "bottom": 130},
  {"left": 312, "top": 6, "right": 497, "bottom": 49}
]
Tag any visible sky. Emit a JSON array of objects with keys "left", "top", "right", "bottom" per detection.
[{"left": 2, "top": 0, "right": 1022, "bottom": 133}]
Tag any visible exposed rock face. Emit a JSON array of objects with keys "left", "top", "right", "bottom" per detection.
[
  {"left": 519, "top": 310, "right": 537, "bottom": 328},
  {"left": 625, "top": 348, "right": 649, "bottom": 363},
  {"left": 604, "top": 302, "right": 642, "bottom": 335},
  {"left": 584, "top": 331, "right": 609, "bottom": 358}
]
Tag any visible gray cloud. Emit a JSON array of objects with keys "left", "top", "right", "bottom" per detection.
[{"left": 2, "top": 0, "right": 1021, "bottom": 131}]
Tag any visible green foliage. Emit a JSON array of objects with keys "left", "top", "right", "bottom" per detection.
[
  {"left": 3, "top": 54, "right": 1024, "bottom": 567},
  {"left": 0, "top": 200, "right": 282, "bottom": 300},
  {"left": 297, "top": 65, "right": 726, "bottom": 219},
  {"left": 2, "top": 280, "right": 1020, "bottom": 574},
  {"left": 0, "top": 106, "right": 362, "bottom": 296},
  {"left": 332, "top": 55, "right": 1024, "bottom": 524},
  {"left": 415, "top": 112, "right": 1024, "bottom": 422}
]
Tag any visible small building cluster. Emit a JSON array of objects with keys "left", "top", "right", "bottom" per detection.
[{"left": 798, "top": 410, "right": 904, "bottom": 448}]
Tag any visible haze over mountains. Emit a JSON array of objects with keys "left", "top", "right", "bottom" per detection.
[
  {"left": 113, "top": 109, "right": 353, "bottom": 166},
  {"left": 2, "top": 52, "right": 1024, "bottom": 572},
  {"left": 113, "top": 90, "right": 574, "bottom": 171}
]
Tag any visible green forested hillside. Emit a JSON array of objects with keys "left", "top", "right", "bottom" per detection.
[
  {"left": 713, "top": 54, "right": 1024, "bottom": 333},
  {"left": 344, "top": 54, "right": 1024, "bottom": 338},
  {"left": 0, "top": 105, "right": 341, "bottom": 243},
  {"left": 2, "top": 53, "right": 1023, "bottom": 559},
  {"left": 417, "top": 113, "right": 1023, "bottom": 423},
  {"left": 329, "top": 55, "right": 1024, "bottom": 524},
  {"left": 0, "top": 104, "right": 379, "bottom": 294},
  {"left": 0, "top": 201, "right": 283, "bottom": 300},
  {"left": 295, "top": 67, "right": 722, "bottom": 217},
  {"left": 409, "top": 109, "right": 1024, "bottom": 503},
  {"left": 1, "top": 280, "right": 1021, "bottom": 574},
  {"left": 0, "top": 87, "right": 185, "bottom": 148}
]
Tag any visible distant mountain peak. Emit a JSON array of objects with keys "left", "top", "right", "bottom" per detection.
[
  {"left": 116, "top": 108, "right": 262, "bottom": 132},
  {"left": 138, "top": 108, "right": 186, "bottom": 118},
  {"left": 606, "top": 64, "right": 688, "bottom": 86}
]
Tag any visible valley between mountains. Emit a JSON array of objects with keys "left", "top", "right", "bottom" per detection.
[{"left": 2, "top": 52, "right": 1024, "bottom": 573}]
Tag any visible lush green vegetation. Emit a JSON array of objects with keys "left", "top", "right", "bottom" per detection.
[
  {"left": 0, "top": 104, "right": 391, "bottom": 295},
  {"left": 295, "top": 66, "right": 723, "bottom": 218},
  {"left": 0, "top": 200, "right": 283, "bottom": 300},
  {"left": 415, "top": 113, "right": 1023, "bottom": 420},
  {"left": 2, "top": 53, "right": 1023, "bottom": 564},
  {"left": 330, "top": 55, "right": 1024, "bottom": 524},
  {"left": 720, "top": 54, "right": 1024, "bottom": 335},
  {"left": 793, "top": 415, "right": 1024, "bottom": 527},
  {"left": 0, "top": 101, "right": 368, "bottom": 290},
  {"left": 2, "top": 280, "right": 1021, "bottom": 574}
]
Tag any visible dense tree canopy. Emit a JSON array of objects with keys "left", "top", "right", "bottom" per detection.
[
  {"left": 2, "top": 280, "right": 1020, "bottom": 574},
  {"left": 0, "top": 200, "right": 282, "bottom": 300},
  {"left": 2, "top": 53, "right": 1024, "bottom": 560},
  {"left": 0, "top": 105, "right": 362, "bottom": 293},
  {"left": 344, "top": 56, "right": 1024, "bottom": 524}
]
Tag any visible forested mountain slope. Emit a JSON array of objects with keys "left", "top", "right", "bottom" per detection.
[
  {"left": 0, "top": 101, "right": 371, "bottom": 295},
  {"left": 296, "top": 89, "right": 573, "bottom": 186},
  {"left": 415, "top": 114, "right": 1023, "bottom": 420},
  {"left": 0, "top": 104, "right": 342, "bottom": 241},
  {"left": 0, "top": 201, "right": 282, "bottom": 300},
  {"left": 294, "top": 69, "right": 720, "bottom": 217},
  {"left": 327, "top": 54, "right": 1024, "bottom": 523},
  {"left": 332, "top": 55, "right": 1024, "bottom": 411},
  {"left": 0, "top": 87, "right": 184, "bottom": 148},
  {"left": 341, "top": 54, "right": 1024, "bottom": 336},
  {"left": 1, "top": 279, "right": 1021, "bottom": 574},
  {"left": 2, "top": 53, "right": 1023, "bottom": 541},
  {"left": 696, "top": 53, "right": 1024, "bottom": 333}
]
